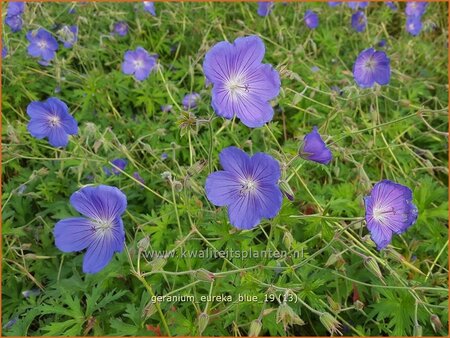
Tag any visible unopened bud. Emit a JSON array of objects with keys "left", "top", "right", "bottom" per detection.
[
  {"left": 326, "top": 296, "right": 341, "bottom": 313},
  {"left": 279, "top": 180, "right": 295, "bottom": 201},
  {"left": 142, "top": 302, "right": 157, "bottom": 319},
  {"left": 276, "top": 303, "right": 304, "bottom": 331},
  {"left": 198, "top": 312, "right": 209, "bottom": 335},
  {"left": 353, "top": 300, "right": 364, "bottom": 311},
  {"left": 194, "top": 268, "right": 215, "bottom": 282},
  {"left": 150, "top": 257, "right": 166, "bottom": 271},
  {"left": 413, "top": 324, "right": 423, "bottom": 336},
  {"left": 319, "top": 312, "right": 343, "bottom": 336},
  {"left": 282, "top": 231, "right": 294, "bottom": 250},
  {"left": 430, "top": 314, "right": 442, "bottom": 332},
  {"left": 248, "top": 319, "right": 262, "bottom": 336},
  {"left": 364, "top": 257, "right": 385, "bottom": 283},
  {"left": 137, "top": 236, "right": 150, "bottom": 251}
]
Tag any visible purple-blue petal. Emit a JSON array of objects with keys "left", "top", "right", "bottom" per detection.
[
  {"left": 205, "top": 171, "right": 241, "bottom": 206},
  {"left": 300, "top": 126, "right": 332, "bottom": 164},
  {"left": 54, "top": 217, "right": 95, "bottom": 252}
]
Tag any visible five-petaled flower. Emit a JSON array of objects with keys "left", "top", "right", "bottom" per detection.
[
  {"left": 26, "top": 29, "right": 59, "bottom": 62},
  {"left": 113, "top": 21, "right": 129, "bottom": 36},
  {"left": 364, "top": 180, "right": 418, "bottom": 250},
  {"left": 122, "top": 47, "right": 157, "bottom": 81},
  {"left": 205, "top": 146, "right": 283, "bottom": 230},
  {"left": 304, "top": 10, "right": 319, "bottom": 29},
  {"left": 203, "top": 35, "right": 281, "bottom": 128},
  {"left": 299, "top": 126, "right": 333, "bottom": 165},
  {"left": 27, "top": 97, "right": 78, "bottom": 147},
  {"left": 351, "top": 11, "right": 366, "bottom": 32},
  {"left": 54, "top": 185, "right": 127, "bottom": 273},
  {"left": 353, "top": 48, "right": 390, "bottom": 88}
]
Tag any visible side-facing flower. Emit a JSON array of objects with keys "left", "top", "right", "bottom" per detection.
[
  {"left": 143, "top": 2, "right": 156, "bottom": 16},
  {"left": 257, "top": 2, "right": 274, "bottom": 17},
  {"left": 122, "top": 47, "right": 157, "bottom": 81},
  {"left": 304, "top": 10, "right": 319, "bottom": 29},
  {"left": 58, "top": 25, "right": 78, "bottom": 48},
  {"left": 351, "top": 11, "right": 367, "bottom": 32},
  {"left": 205, "top": 147, "right": 282, "bottom": 230},
  {"left": 26, "top": 29, "right": 59, "bottom": 62},
  {"left": 27, "top": 97, "right": 78, "bottom": 147},
  {"left": 203, "top": 35, "right": 281, "bottom": 128},
  {"left": 299, "top": 126, "right": 332, "bottom": 164},
  {"left": 5, "top": 15, "right": 23, "bottom": 32},
  {"left": 113, "top": 21, "right": 128, "bottom": 36},
  {"left": 406, "top": 15, "right": 422, "bottom": 36},
  {"left": 54, "top": 185, "right": 127, "bottom": 273},
  {"left": 364, "top": 180, "right": 418, "bottom": 250},
  {"left": 182, "top": 93, "right": 201, "bottom": 110},
  {"left": 353, "top": 48, "right": 390, "bottom": 88},
  {"left": 104, "top": 158, "right": 128, "bottom": 176}
]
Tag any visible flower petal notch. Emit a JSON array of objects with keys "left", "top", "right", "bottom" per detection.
[
  {"left": 54, "top": 185, "right": 127, "bottom": 274},
  {"left": 27, "top": 97, "right": 78, "bottom": 148},
  {"left": 353, "top": 48, "right": 390, "bottom": 88},
  {"left": 364, "top": 180, "right": 418, "bottom": 250},
  {"left": 299, "top": 126, "right": 333, "bottom": 165},
  {"left": 203, "top": 35, "right": 281, "bottom": 128},
  {"left": 205, "top": 147, "right": 283, "bottom": 230}
]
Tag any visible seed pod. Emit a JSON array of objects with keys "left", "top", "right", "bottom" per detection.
[
  {"left": 319, "top": 312, "right": 343, "bottom": 336},
  {"left": 198, "top": 312, "right": 209, "bottom": 335},
  {"left": 248, "top": 319, "right": 262, "bottom": 337}
]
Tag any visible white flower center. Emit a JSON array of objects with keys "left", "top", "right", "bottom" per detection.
[
  {"left": 372, "top": 206, "right": 395, "bottom": 224},
  {"left": 91, "top": 219, "right": 114, "bottom": 237},
  {"left": 240, "top": 178, "right": 258, "bottom": 195},
  {"left": 134, "top": 59, "right": 144, "bottom": 69},
  {"left": 38, "top": 40, "right": 48, "bottom": 50},
  {"left": 48, "top": 115, "right": 61, "bottom": 127},
  {"left": 364, "top": 57, "right": 376, "bottom": 71},
  {"left": 226, "top": 74, "right": 250, "bottom": 100}
]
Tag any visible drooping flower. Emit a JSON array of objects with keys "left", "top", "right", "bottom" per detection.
[
  {"left": 364, "top": 180, "right": 418, "bottom": 250},
  {"left": 26, "top": 29, "right": 59, "bottom": 62},
  {"left": 54, "top": 185, "right": 127, "bottom": 273},
  {"left": 405, "top": 2, "right": 428, "bottom": 17},
  {"left": 7, "top": 2, "right": 25, "bottom": 16},
  {"left": 406, "top": 15, "right": 422, "bottom": 36},
  {"left": 5, "top": 15, "right": 23, "bottom": 32},
  {"left": 385, "top": 2, "right": 397, "bottom": 11},
  {"left": 304, "top": 10, "right": 319, "bottom": 29},
  {"left": 353, "top": 48, "right": 390, "bottom": 88},
  {"left": 328, "top": 2, "right": 341, "bottom": 7},
  {"left": 122, "top": 47, "right": 157, "bottom": 81},
  {"left": 203, "top": 35, "right": 281, "bottom": 128},
  {"left": 299, "top": 126, "right": 332, "bottom": 165},
  {"left": 351, "top": 11, "right": 367, "bottom": 32},
  {"left": 205, "top": 147, "right": 282, "bottom": 229},
  {"left": 27, "top": 97, "right": 78, "bottom": 147},
  {"left": 182, "top": 93, "right": 201, "bottom": 110},
  {"left": 104, "top": 158, "right": 128, "bottom": 176},
  {"left": 58, "top": 25, "right": 78, "bottom": 48},
  {"left": 257, "top": 2, "right": 274, "bottom": 17},
  {"left": 347, "top": 1, "right": 368, "bottom": 10},
  {"left": 113, "top": 21, "right": 128, "bottom": 36},
  {"left": 143, "top": 1, "right": 156, "bottom": 16}
]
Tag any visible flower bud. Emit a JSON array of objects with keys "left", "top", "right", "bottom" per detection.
[
  {"left": 282, "top": 231, "right": 294, "bottom": 250},
  {"left": 430, "top": 314, "right": 442, "bottom": 332},
  {"left": 137, "top": 236, "right": 150, "bottom": 251},
  {"left": 353, "top": 300, "right": 364, "bottom": 311},
  {"left": 413, "top": 324, "right": 423, "bottom": 336},
  {"left": 248, "top": 319, "right": 262, "bottom": 336},
  {"left": 279, "top": 180, "right": 295, "bottom": 201},
  {"left": 319, "top": 312, "right": 342, "bottom": 336},
  {"left": 363, "top": 257, "right": 385, "bottom": 284},
  {"left": 150, "top": 257, "right": 166, "bottom": 271},
  {"left": 142, "top": 302, "right": 157, "bottom": 319},
  {"left": 326, "top": 295, "right": 341, "bottom": 312},
  {"left": 194, "top": 268, "right": 215, "bottom": 282},
  {"left": 276, "top": 303, "right": 304, "bottom": 331},
  {"left": 198, "top": 312, "right": 209, "bottom": 335}
]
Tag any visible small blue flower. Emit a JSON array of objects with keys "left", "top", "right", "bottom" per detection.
[
  {"left": 161, "top": 104, "right": 173, "bottom": 112},
  {"left": 113, "top": 21, "right": 128, "bottom": 36},
  {"left": 406, "top": 15, "right": 422, "bottom": 36},
  {"left": 299, "top": 126, "right": 332, "bottom": 164},
  {"left": 143, "top": 2, "right": 156, "bottom": 16},
  {"left": 353, "top": 48, "right": 390, "bottom": 88},
  {"left": 378, "top": 39, "right": 387, "bottom": 47},
  {"left": 385, "top": 2, "right": 397, "bottom": 11},
  {"left": 104, "top": 158, "right": 128, "bottom": 176},
  {"left": 405, "top": 2, "right": 428, "bottom": 17},
  {"left": 304, "top": 10, "right": 319, "bottom": 29},
  {"left": 27, "top": 97, "right": 78, "bottom": 147},
  {"left": 7, "top": 2, "right": 25, "bottom": 16},
  {"left": 347, "top": 1, "right": 368, "bottom": 10},
  {"left": 182, "top": 93, "right": 201, "bottom": 110},
  {"left": 58, "top": 25, "right": 78, "bottom": 48},
  {"left": 351, "top": 11, "right": 366, "bottom": 32},
  {"left": 133, "top": 171, "right": 145, "bottom": 186},
  {"left": 257, "top": 2, "right": 274, "bottom": 16},
  {"left": 328, "top": 2, "right": 341, "bottom": 7},
  {"left": 122, "top": 47, "right": 157, "bottom": 81},
  {"left": 161, "top": 152, "right": 168, "bottom": 160},
  {"left": 5, "top": 15, "right": 23, "bottom": 32},
  {"left": 26, "top": 29, "right": 59, "bottom": 62},
  {"left": 54, "top": 185, "right": 127, "bottom": 273}
]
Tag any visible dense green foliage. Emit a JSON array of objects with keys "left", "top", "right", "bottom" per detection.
[{"left": 2, "top": 1, "right": 448, "bottom": 336}]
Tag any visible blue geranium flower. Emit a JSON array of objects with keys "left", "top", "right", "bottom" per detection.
[
  {"left": 304, "top": 10, "right": 319, "bottom": 29},
  {"left": 26, "top": 29, "right": 59, "bottom": 62},
  {"left": 299, "top": 126, "right": 333, "bottom": 164}
]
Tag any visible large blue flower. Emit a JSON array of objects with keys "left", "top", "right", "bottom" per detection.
[
  {"left": 27, "top": 97, "right": 78, "bottom": 147},
  {"left": 364, "top": 180, "right": 418, "bottom": 250},
  {"left": 54, "top": 185, "right": 127, "bottom": 274},
  {"left": 205, "top": 147, "right": 282, "bottom": 230}
]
